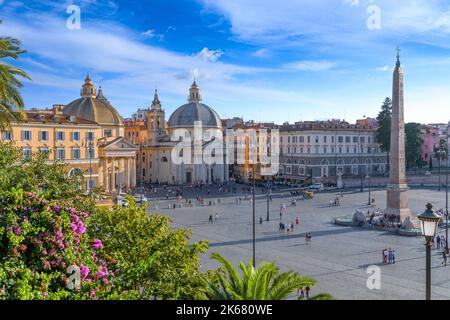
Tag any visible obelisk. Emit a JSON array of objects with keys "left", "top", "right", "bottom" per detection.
[{"left": 385, "top": 48, "right": 411, "bottom": 221}]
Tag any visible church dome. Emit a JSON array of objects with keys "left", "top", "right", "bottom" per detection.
[
  {"left": 168, "top": 81, "right": 221, "bottom": 129},
  {"left": 64, "top": 75, "right": 123, "bottom": 126}
]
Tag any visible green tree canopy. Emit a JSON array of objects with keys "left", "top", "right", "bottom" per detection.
[
  {"left": 0, "top": 143, "right": 87, "bottom": 202},
  {"left": 375, "top": 97, "right": 392, "bottom": 154},
  {"left": 0, "top": 20, "right": 30, "bottom": 130},
  {"left": 405, "top": 123, "right": 422, "bottom": 169},
  {"left": 88, "top": 196, "right": 209, "bottom": 300}
]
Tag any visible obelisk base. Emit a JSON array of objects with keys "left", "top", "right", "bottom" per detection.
[{"left": 385, "top": 184, "right": 411, "bottom": 222}]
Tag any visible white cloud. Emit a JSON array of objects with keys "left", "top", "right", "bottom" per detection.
[
  {"left": 343, "top": 0, "right": 359, "bottom": 7},
  {"left": 195, "top": 48, "right": 224, "bottom": 62},
  {"left": 253, "top": 48, "right": 270, "bottom": 58},
  {"left": 285, "top": 60, "right": 336, "bottom": 72},
  {"left": 375, "top": 65, "right": 389, "bottom": 72},
  {"left": 141, "top": 29, "right": 156, "bottom": 38}
]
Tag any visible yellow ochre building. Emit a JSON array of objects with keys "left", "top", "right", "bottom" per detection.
[{"left": 0, "top": 75, "right": 138, "bottom": 193}]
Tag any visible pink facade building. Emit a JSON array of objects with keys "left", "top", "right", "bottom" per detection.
[{"left": 420, "top": 125, "right": 441, "bottom": 166}]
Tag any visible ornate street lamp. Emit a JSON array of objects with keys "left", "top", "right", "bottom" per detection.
[
  {"left": 366, "top": 174, "right": 371, "bottom": 206},
  {"left": 437, "top": 148, "right": 445, "bottom": 192},
  {"left": 418, "top": 203, "right": 441, "bottom": 300}
]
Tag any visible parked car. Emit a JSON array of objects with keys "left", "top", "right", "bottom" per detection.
[{"left": 308, "top": 183, "right": 324, "bottom": 192}]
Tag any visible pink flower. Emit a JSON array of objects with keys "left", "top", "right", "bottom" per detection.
[
  {"left": 72, "top": 214, "right": 79, "bottom": 222},
  {"left": 92, "top": 239, "right": 103, "bottom": 250},
  {"left": 80, "top": 265, "right": 90, "bottom": 278},
  {"left": 42, "top": 292, "right": 48, "bottom": 297},
  {"left": 41, "top": 249, "right": 48, "bottom": 256},
  {"left": 12, "top": 227, "right": 21, "bottom": 235},
  {"left": 101, "top": 278, "right": 109, "bottom": 284},
  {"left": 68, "top": 207, "right": 76, "bottom": 214},
  {"left": 52, "top": 205, "right": 59, "bottom": 213}
]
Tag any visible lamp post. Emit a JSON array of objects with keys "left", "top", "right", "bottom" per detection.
[
  {"left": 418, "top": 203, "right": 441, "bottom": 300},
  {"left": 366, "top": 174, "right": 371, "bottom": 206},
  {"left": 86, "top": 140, "right": 94, "bottom": 195},
  {"left": 266, "top": 189, "right": 270, "bottom": 221},
  {"left": 442, "top": 148, "right": 449, "bottom": 254},
  {"left": 252, "top": 164, "right": 256, "bottom": 267}
]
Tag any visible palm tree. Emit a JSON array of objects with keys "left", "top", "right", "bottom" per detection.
[
  {"left": 204, "top": 253, "right": 333, "bottom": 300},
  {"left": 0, "top": 20, "right": 30, "bottom": 130}
]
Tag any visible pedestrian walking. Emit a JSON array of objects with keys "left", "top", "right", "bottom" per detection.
[
  {"left": 383, "top": 248, "right": 388, "bottom": 264},
  {"left": 392, "top": 249, "right": 396, "bottom": 264},
  {"left": 442, "top": 250, "right": 448, "bottom": 266},
  {"left": 214, "top": 213, "right": 219, "bottom": 222},
  {"left": 260, "top": 217, "right": 263, "bottom": 224},
  {"left": 209, "top": 214, "right": 213, "bottom": 224},
  {"left": 296, "top": 217, "right": 299, "bottom": 225},
  {"left": 297, "top": 287, "right": 305, "bottom": 299},
  {"left": 437, "top": 235, "right": 441, "bottom": 250},
  {"left": 305, "top": 286, "right": 310, "bottom": 299}
]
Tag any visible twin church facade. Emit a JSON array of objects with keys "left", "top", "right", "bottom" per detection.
[{"left": 0, "top": 75, "right": 228, "bottom": 191}]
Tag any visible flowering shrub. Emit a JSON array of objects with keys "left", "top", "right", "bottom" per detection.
[{"left": 0, "top": 188, "right": 114, "bottom": 299}]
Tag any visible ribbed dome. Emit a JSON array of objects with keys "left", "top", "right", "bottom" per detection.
[
  {"left": 64, "top": 97, "right": 123, "bottom": 126},
  {"left": 63, "top": 76, "right": 122, "bottom": 126},
  {"left": 168, "top": 102, "right": 221, "bottom": 129}
]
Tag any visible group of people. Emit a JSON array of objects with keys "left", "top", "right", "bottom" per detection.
[
  {"left": 382, "top": 248, "right": 396, "bottom": 264},
  {"left": 297, "top": 286, "right": 311, "bottom": 299},
  {"left": 279, "top": 221, "right": 296, "bottom": 232},
  {"left": 329, "top": 197, "right": 341, "bottom": 207},
  {"left": 208, "top": 213, "right": 219, "bottom": 224}
]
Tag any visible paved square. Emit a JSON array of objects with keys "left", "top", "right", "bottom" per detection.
[{"left": 147, "top": 186, "right": 450, "bottom": 300}]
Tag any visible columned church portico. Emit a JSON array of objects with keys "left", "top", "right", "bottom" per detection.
[{"left": 98, "top": 137, "right": 138, "bottom": 193}]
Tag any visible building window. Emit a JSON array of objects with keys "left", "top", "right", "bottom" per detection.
[
  {"left": 86, "top": 132, "right": 94, "bottom": 141},
  {"left": 331, "top": 136, "right": 335, "bottom": 143},
  {"left": 324, "top": 136, "right": 327, "bottom": 143},
  {"left": 339, "top": 147, "right": 342, "bottom": 154},
  {"left": 57, "top": 148, "right": 65, "bottom": 160},
  {"left": 300, "top": 147, "right": 304, "bottom": 154},
  {"left": 323, "top": 147, "right": 327, "bottom": 154},
  {"left": 87, "top": 180, "right": 95, "bottom": 190},
  {"left": 57, "top": 131, "right": 65, "bottom": 142},
  {"left": 354, "top": 147, "right": 357, "bottom": 154},
  {"left": 360, "top": 137, "right": 365, "bottom": 143},
  {"left": 72, "top": 148, "right": 81, "bottom": 160},
  {"left": 40, "top": 148, "right": 49, "bottom": 159},
  {"left": 307, "top": 136, "right": 311, "bottom": 143},
  {"left": 143, "top": 168, "right": 146, "bottom": 177},
  {"left": 288, "top": 136, "right": 291, "bottom": 143},
  {"left": 23, "top": 148, "right": 32, "bottom": 160},
  {"left": 299, "top": 136, "right": 304, "bottom": 143},
  {"left": 86, "top": 147, "right": 95, "bottom": 159},
  {"left": 104, "top": 129, "right": 112, "bottom": 138},
  {"left": 345, "top": 136, "right": 351, "bottom": 143},
  {"left": 346, "top": 147, "right": 350, "bottom": 153},
  {"left": 39, "top": 131, "right": 49, "bottom": 142},
  {"left": 21, "top": 130, "right": 32, "bottom": 141},
  {"left": 3, "top": 131, "right": 12, "bottom": 141},
  {"left": 353, "top": 137, "right": 359, "bottom": 143},
  {"left": 307, "top": 147, "right": 311, "bottom": 154},
  {"left": 72, "top": 131, "right": 80, "bottom": 141},
  {"left": 338, "top": 136, "right": 343, "bottom": 143},
  {"left": 331, "top": 147, "right": 335, "bottom": 154},
  {"left": 368, "top": 137, "right": 371, "bottom": 143}
]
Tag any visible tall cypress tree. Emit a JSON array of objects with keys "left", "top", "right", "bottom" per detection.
[{"left": 376, "top": 97, "right": 392, "bottom": 169}]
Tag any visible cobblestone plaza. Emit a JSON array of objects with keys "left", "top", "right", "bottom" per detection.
[{"left": 149, "top": 187, "right": 450, "bottom": 300}]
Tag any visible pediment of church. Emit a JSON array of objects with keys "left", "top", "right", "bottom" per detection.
[{"left": 100, "top": 137, "right": 139, "bottom": 151}]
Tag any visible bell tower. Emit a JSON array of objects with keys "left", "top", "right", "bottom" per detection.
[
  {"left": 81, "top": 73, "right": 96, "bottom": 98},
  {"left": 188, "top": 79, "right": 202, "bottom": 103},
  {"left": 148, "top": 88, "right": 166, "bottom": 144}
]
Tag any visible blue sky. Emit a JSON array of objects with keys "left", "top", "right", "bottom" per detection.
[{"left": 1, "top": 0, "right": 450, "bottom": 124}]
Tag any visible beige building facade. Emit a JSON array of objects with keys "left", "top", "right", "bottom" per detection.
[{"left": 0, "top": 75, "right": 138, "bottom": 193}]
